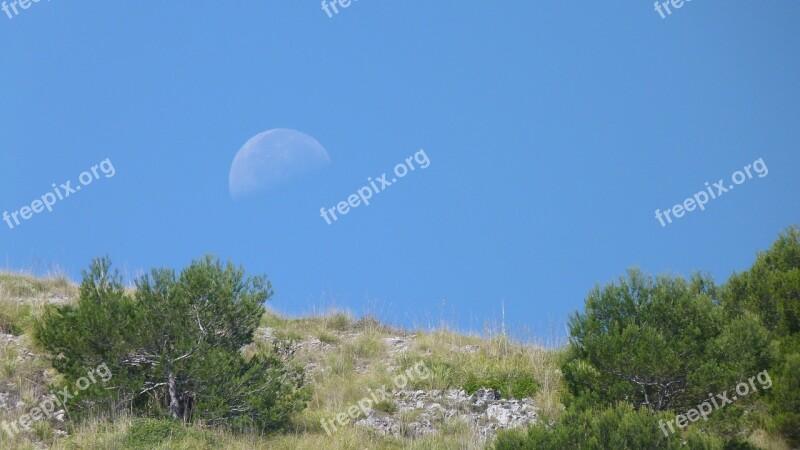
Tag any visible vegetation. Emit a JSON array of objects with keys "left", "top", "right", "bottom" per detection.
[
  {"left": 34, "top": 256, "right": 309, "bottom": 432},
  {"left": 0, "top": 267, "right": 558, "bottom": 449},
  {"left": 1, "top": 226, "right": 797, "bottom": 449},
  {"left": 494, "top": 402, "right": 723, "bottom": 450},
  {"left": 496, "top": 226, "right": 800, "bottom": 449}
]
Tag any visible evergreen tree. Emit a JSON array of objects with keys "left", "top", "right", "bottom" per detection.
[{"left": 35, "top": 256, "right": 309, "bottom": 431}]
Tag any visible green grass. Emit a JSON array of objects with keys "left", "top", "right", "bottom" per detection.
[
  {"left": 0, "top": 297, "right": 33, "bottom": 335},
  {"left": 374, "top": 399, "right": 398, "bottom": 414},
  {"left": 121, "top": 418, "right": 214, "bottom": 449}
]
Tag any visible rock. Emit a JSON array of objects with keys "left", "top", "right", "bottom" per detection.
[
  {"left": 384, "top": 336, "right": 412, "bottom": 355},
  {"left": 256, "top": 327, "right": 274, "bottom": 341},
  {"left": 472, "top": 388, "right": 500, "bottom": 401},
  {"left": 354, "top": 388, "right": 538, "bottom": 441},
  {"left": 487, "top": 403, "right": 512, "bottom": 426},
  {"left": 302, "top": 337, "right": 332, "bottom": 353}
]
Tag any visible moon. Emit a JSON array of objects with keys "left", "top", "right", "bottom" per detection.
[{"left": 229, "top": 129, "right": 330, "bottom": 199}]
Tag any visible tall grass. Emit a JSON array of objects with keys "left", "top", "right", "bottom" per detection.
[{"left": 0, "top": 274, "right": 564, "bottom": 449}]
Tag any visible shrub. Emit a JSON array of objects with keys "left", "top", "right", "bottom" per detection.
[
  {"left": 771, "top": 353, "right": 800, "bottom": 446},
  {"left": 721, "top": 437, "right": 760, "bottom": 450},
  {"left": 564, "top": 269, "right": 771, "bottom": 412},
  {"left": 722, "top": 227, "right": 800, "bottom": 446},
  {"left": 35, "top": 256, "right": 310, "bottom": 431},
  {"left": 723, "top": 226, "right": 800, "bottom": 336},
  {"left": 374, "top": 399, "right": 398, "bottom": 414},
  {"left": 123, "top": 419, "right": 188, "bottom": 448},
  {"left": 493, "top": 402, "right": 723, "bottom": 450},
  {"left": 464, "top": 371, "right": 540, "bottom": 399}
]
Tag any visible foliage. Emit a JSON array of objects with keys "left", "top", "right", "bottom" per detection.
[
  {"left": 14, "top": 226, "right": 800, "bottom": 448},
  {"left": 564, "top": 269, "right": 771, "bottom": 413},
  {"left": 464, "top": 370, "right": 540, "bottom": 399},
  {"left": 722, "top": 227, "right": 800, "bottom": 446},
  {"left": 723, "top": 226, "right": 800, "bottom": 335},
  {"left": 554, "top": 227, "right": 800, "bottom": 448},
  {"left": 122, "top": 418, "right": 189, "bottom": 448},
  {"left": 770, "top": 352, "right": 800, "bottom": 446},
  {"left": 374, "top": 399, "right": 398, "bottom": 414},
  {"left": 35, "top": 256, "right": 309, "bottom": 432},
  {"left": 493, "top": 402, "right": 723, "bottom": 450},
  {"left": 720, "top": 437, "right": 760, "bottom": 450}
]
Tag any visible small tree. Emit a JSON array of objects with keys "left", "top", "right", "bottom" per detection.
[
  {"left": 771, "top": 353, "right": 800, "bottom": 446},
  {"left": 722, "top": 227, "right": 800, "bottom": 446},
  {"left": 563, "top": 269, "right": 770, "bottom": 412},
  {"left": 723, "top": 226, "right": 800, "bottom": 335},
  {"left": 35, "top": 256, "right": 309, "bottom": 430}
]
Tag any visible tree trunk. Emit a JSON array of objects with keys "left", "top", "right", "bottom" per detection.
[
  {"left": 182, "top": 392, "right": 194, "bottom": 423},
  {"left": 167, "top": 369, "right": 181, "bottom": 420}
]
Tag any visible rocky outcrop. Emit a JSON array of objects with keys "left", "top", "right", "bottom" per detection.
[{"left": 355, "top": 388, "right": 537, "bottom": 441}]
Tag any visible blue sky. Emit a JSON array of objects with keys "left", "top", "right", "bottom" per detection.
[{"left": 1, "top": 1, "right": 798, "bottom": 342}]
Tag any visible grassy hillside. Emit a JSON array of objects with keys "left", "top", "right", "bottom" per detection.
[{"left": 0, "top": 272, "right": 563, "bottom": 449}]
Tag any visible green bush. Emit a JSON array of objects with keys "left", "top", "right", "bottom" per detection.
[
  {"left": 722, "top": 227, "right": 800, "bottom": 446},
  {"left": 493, "top": 403, "right": 723, "bottom": 450},
  {"left": 464, "top": 371, "right": 539, "bottom": 399},
  {"left": 464, "top": 373, "right": 502, "bottom": 395},
  {"left": 508, "top": 374, "right": 540, "bottom": 398},
  {"left": 35, "top": 256, "right": 310, "bottom": 432},
  {"left": 771, "top": 352, "right": 800, "bottom": 446},
  {"left": 557, "top": 227, "right": 800, "bottom": 447},
  {"left": 723, "top": 226, "right": 800, "bottom": 336},
  {"left": 374, "top": 399, "right": 398, "bottom": 414},
  {"left": 721, "top": 437, "right": 759, "bottom": 450},
  {"left": 123, "top": 419, "right": 188, "bottom": 448},
  {"left": 564, "top": 269, "right": 771, "bottom": 413}
]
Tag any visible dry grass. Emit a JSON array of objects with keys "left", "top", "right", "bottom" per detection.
[
  {"left": 749, "top": 429, "right": 793, "bottom": 450},
  {"left": 256, "top": 308, "right": 565, "bottom": 449},
  {"left": 5, "top": 273, "right": 793, "bottom": 449},
  {"left": 0, "top": 272, "right": 77, "bottom": 302},
  {"left": 0, "top": 273, "right": 563, "bottom": 449}
]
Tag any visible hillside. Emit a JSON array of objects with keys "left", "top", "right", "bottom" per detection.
[{"left": 0, "top": 272, "right": 562, "bottom": 449}]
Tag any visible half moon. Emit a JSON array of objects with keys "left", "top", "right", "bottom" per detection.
[{"left": 229, "top": 129, "right": 330, "bottom": 199}]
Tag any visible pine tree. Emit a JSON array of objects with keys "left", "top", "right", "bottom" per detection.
[{"left": 35, "top": 256, "right": 309, "bottom": 431}]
